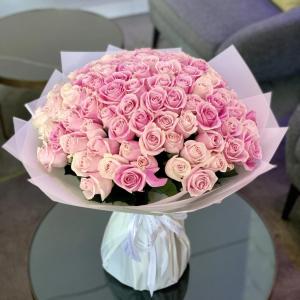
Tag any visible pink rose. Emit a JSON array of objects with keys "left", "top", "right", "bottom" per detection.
[
  {"left": 98, "top": 154, "right": 128, "bottom": 179},
  {"left": 63, "top": 109, "right": 84, "bottom": 131},
  {"left": 221, "top": 117, "right": 243, "bottom": 137},
  {"left": 48, "top": 123, "right": 68, "bottom": 152},
  {"left": 140, "top": 87, "right": 167, "bottom": 113},
  {"left": 196, "top": 101, "right": 221, "bottom": 130},
  {"left": 72, "top": 72, "right": 104, "bottom": 90},
  {"left": 242, "top": 120, "right": 259, "bottom": 138},
  {"left": 59, "top": 132, "right": 88, "bottom": 154},
  {"left": 124, "top": 78, "right": 145, "bottom": 96},
  {"left": 99, "top": 79, "right": 125, "bottom": 105},
  {"left": 132, "top": 155, "right": 158, "bottom": 170},
  {"left": 87, "top": 136, "right": 119, "bottom": 156},
  {"left": 154, "top": 111, "right": 178, "bottom": 131},
  {"left": 165, "top": 155, "right": 191, "bottom": 181},
  {"left": 189, "top": 58, "right": 208, "bottom": 72},
  {"left": 119, "top": 141, "right": 141, "bottom": 161},
  {"left": 224, "top": 137, "right": 249, "bottom": 163},
  {"left": 108, "top": 115, "right": 135, "bottom": 143},
  {"left": 175, "top": 73, "right": 193, "bottom": 93},
  {"left": 175, "top": 110, "right": 198, "bottom": 138},
  {"left": 182, "top": 65, "right": 204, "bottom": 78},
  {"left": 79, "top": 93, "right": 99, "bottom": 119},
  {"left": 227, "top": 100, "right": 247, "bottom": 120},
  {"left": 98, "top": 105, "right": 117, "bottom": 128},
  {"left": 164, "top": 131, "right": 184, "bottom": 154},
  {"left": 192, "top": 76, "right": 213, "bottom": 98},
  {"left": 114, "top": 165, "right": 146, "bottom": 193},
  {"left": 206, "top": 89, "right": 232, "bottom": 119},
  {"left": 246, "top": 110, "right": 257, "bottom": 123},
  {"left": 133, "top": 62, "right": 151, "bottom": 78},
  {"left": 185, "top": 94, "right": 204, "bottom": 112},
  {"left": 80, "top": 173, "right": 113, "bottom": 200},
  {"left": 37, "top": 143, "right": 67, "bottom": 172},
  {"left": 147, "top": 74, "right": 175, "bottom": 89},
  {"left": 129, "top": 109, "right": 154, "bottom": 137},
  {"left": 182, "top": 166, "right": 218, "bottom": 197},
  {"left": 203, "top": 68, "right": 225, "bottom": 88},
  {"left": 204, "top": 153, "right": 230, "bottom": 172},
  {"left": 195, "top": 130, "right": 225, "bottom": 152},
  {"left": 117, "top": 94, "right": 139, "bottom": 119},
  {"left": 80, "top": 119, "right": 106, "bottom": 139},
  {"left": 243, "top": 136, "right": 262, "bottom": 171},
  {"left": 60, "top": 83, "right": 81, "bottom": 108},
  {"left": 104, "top": 71, "right": 132, "bottom": 84},
  {"left": 180, "top": 140, "right": 210, "bottom": 166},
  {"left": 155, "top": 59, "right": 181, "bottom": 75},
  {"left": 165, "top": 87, "right": 187, "bottom": 113},
  {"left": 71, "top": 151, "right": 101, "bottom": 176},
  {"left": 139, "top": 122, "right": 166, "bottom": 156}
]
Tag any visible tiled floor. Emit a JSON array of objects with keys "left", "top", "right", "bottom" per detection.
[{"left": 0, "top": 12, "right": 300, "bottom": 300}]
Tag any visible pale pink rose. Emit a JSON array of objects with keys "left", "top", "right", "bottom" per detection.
[
  {"left": 114, "top": 165, "right": 146, "bottom": 193},
  {"left": 204, "top": 153, "right": 229, "bottom": 172},
  {"left": 60, "top": 83, "right": 81, "bottom": 108},
  {"left": 195, "top": 130, "right": 225, "bottom": 152},
  {"left": 165, "top": 155, "right": 191, "bottom": 181},
  {"left": 80, "top": 120, "right": 106, "bottom": 139},
  {"left": 165, "top": 87, "right": 187, "bottom": 113},
  {"left": 140, "top": 54, "right": 159, "bottom": 68},
  {"left": 192, "top": 77, "right": 214, "bottom": 98},
  {"left": 227, "top": 100, "right": 247, "bottom": 120},
  {"left": 185, "top": 94, "right": 205, "bottom": 112},
  {"left": 37, "top": 143, "right": 67, "bottom": 172},
  {"left": 104, "top": 71, "right": 132, "bottom": 84},
  {"left": 182, "top": 166, "right": 218, "bottom": 197},
  {"left": 132, "top": 155, "right": 158, "bottom": 170},
  {"left": 117, "top": 61, "right": 136, "bottom": 73},
  {"left": 147, "top": 74, "right": 175, "bottom": 89},
  {"left": 62, "top": 109, "right": 84, "bottom": 131},
  {"left": 154, "top": 111, "right": 178, "bottom": 131},
  {"left": 99, "top": 79, "right": 125, "bottom": 105},
  {"left": 48, "top": 123, "right": 68, "bottom": 152},
  {"left": 72, "top": 71, "right": 105, "bottom": 90},
  {"left": 87, "top": 136, "right": 119, "bottom": 156},
  {"left": 204, "top": 68, "right": 225, "bottom": 88},
  {"left": 98, "top": 105, "right": 117, "bottom": 128},
  {"left": 243, "top": 136, "right": 262, "bottom": 171},
  {"left": 119, "top": 141, "right": 141, "bottom": 161},
  {"left": 71, "top": 151, "right": 101, "bottom": 176},
  {"left": 189, "top": 58, "right": 208, "bottom": 72},
  {"left": 91, "top": 63, "right": 116, "bottom": 77},
  {"left": 196, "top": 101, "right": 221, "bottom": 130},
  {"left": 140, "top": 87, "right": 167, "bottom": 113},
  {"left": 98, "top": 154, "right": 128, "bottom": 179},
  {"left": 221, "top": 117, "right": 243, "bottom": 137},
  {"left": 80, "top": 173, "right": 113, "bottom": 200},
  {"left": 108, "top": 115, "right": 135, "bottom": 143},
  {"left": 155, "top": 59, "right": 181, "bottom": 75},
  {"left": 46, "top": 84, "right": 64, "bottom": 116},
  {"left": 139, "top": 122, "right": 166, "bottom": 156},
  {"left": 117, "top": 94, "right": 139, "bottom": 119},
  {"left": 182, "top": 65, "right": 204, "bottom": 78},
  {"left": 175, "top": 73, "right": 193, "bottom": 93},
  {"left": 175, "top": 110, "right": 198, "bottom": 138},
  {"left": 133, "top": 62, "right": 151, "bottom": 78},
  {"left": 129, "top": 109, "right": 154, "bottom": 137},
  {"left": 171, "top": 52, "right": 191, "bottom": 66},
  {"left": 180, "top": 140, "right": 210, "bottom": 166},
  {"left": 242, "top": 119, "right": 259, "bottom": 139},
  {"left": 79, "top": 94, "right": 99, "bottom": 119},
  {"left": 224, "top": 137, "right": 249, "bottom": 163},
  {"left": 59, "top": 132, "right": 88, "bottom": 154},
  {"left": 124, "top": 78, "right": 145, "bottom": 96},
  {"left": 164, "top": 131, "right": 184, "bottom": 154}
]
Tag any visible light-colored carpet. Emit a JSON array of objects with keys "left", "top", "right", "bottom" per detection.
[{"left": 0, "top": 13, "right": 299, "bottom": 300}]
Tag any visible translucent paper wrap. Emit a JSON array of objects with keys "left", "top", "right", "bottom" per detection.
[{"left": 2, "top": 45, "right": 287, "bottom": 295}]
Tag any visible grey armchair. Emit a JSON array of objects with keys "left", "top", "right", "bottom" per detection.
[
  {"left": 150, "top": 0, "right": 300, "bottom": 82},
  {"left": 282, "top": 105, "right": 300, "bottom": 219}
]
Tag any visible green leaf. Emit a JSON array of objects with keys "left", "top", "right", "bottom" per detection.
[
  {"left": 216, "top": 168, "right": 238, "bottom": 178},
  {"left": 151, "top": 180, "right": 178, "bottom": 197}
]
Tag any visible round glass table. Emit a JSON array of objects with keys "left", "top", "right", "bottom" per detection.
[{"left": 29, "top": 194, "right": 276, "bottom": 300}]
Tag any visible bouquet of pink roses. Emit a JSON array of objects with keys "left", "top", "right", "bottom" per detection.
[
  {"left": 32, "top": 48, "right": 262, "bottom": 205},
  {"left": 3, "top": 45, "right": 286, "bottom": 294}
]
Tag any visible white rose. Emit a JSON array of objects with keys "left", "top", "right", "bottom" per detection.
[{"left": 165, "top": 155, "right": 191, "bottom": 182}]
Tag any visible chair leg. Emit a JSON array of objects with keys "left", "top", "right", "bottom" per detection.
[
  {"left": 152, "top": 27, "right": 160, "bottom": 49},
  {"left": 282, "top": 184, "right": 300, "bottom": 220}
]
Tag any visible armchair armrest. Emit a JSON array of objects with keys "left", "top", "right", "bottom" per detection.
[{"left": 217, "top": 8, "right": 300, "bottom": 82}]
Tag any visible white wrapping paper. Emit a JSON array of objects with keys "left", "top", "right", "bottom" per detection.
[{"left": 2, "top": 45, "right": 287, "bottom": 294}]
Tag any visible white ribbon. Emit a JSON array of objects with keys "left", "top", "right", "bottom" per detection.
[{"left": 122, "top": 213, "right": 187, "bottom": 296}]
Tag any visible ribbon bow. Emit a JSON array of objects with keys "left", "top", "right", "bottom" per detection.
[{"left": 122, "top": 213, "right": 187, "bottom": 296}]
